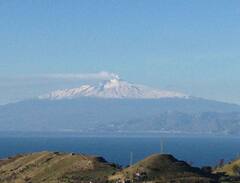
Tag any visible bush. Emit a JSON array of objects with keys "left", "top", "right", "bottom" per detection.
[{"left": 232, "top": 164, "right": 240, "bottom": 176}]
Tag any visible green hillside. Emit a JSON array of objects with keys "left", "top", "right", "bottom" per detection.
[
  {"left": 0, "top": 151, "right": 117, "bottom": 183},
  {"left": 214, "top": 158, "right": 240, "bottom": 183},
  {"left": 109, "top": 154, "right": 216, "bottom": 183},
  {"left": 1, "top": 151, "right": 232, "bottom": 183}
]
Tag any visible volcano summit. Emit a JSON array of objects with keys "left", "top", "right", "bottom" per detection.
[{"left": 39, "top": 77, "right": 188, "bottom": 100}]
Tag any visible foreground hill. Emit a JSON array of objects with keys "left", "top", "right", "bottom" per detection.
[
  {"left": 0, "top": 152, "right": 219, "bottom": 183},
  {"left": 109, "top": 154, "right": 216, "bottom": 183},
  {"left": 0, "top": 151, "right": 117, "bottom": 183}
]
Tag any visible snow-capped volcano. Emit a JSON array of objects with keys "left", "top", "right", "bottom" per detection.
[{"left": 39, "top": 78, "right": 188, "bottom": 100}]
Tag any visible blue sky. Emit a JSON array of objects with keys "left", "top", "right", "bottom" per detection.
[{"left": 0, "top": 0, "right": 240, "bottom": 104}]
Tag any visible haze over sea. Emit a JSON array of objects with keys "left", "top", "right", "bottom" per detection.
[{"left": 1, "top": 136, "right": 240, "bottom": 167}]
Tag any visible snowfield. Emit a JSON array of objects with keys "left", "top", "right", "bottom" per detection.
[{"left": 39, "top": 78, "right": 188, "bottom": 100}]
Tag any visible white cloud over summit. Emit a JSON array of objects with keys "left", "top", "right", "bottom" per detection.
[
  {"left": 40, "top": 71, "right": 120, "bottom": 81},
  {"left": 0, "top": 71, "right": 120, "bottom": 104}
]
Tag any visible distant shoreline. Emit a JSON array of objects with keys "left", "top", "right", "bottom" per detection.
[{"left": 0, "top": 131, "right": 239, "bottom": 138}]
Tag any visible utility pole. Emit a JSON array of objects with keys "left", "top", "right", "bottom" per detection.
[
  {"left": 130, "top": 152, "right": 133, "bottom": 166},
  {"left": 236, "top": 153, "right": 240, "bottom": 160},
  {"left": 160, "top": 138, "right": 164, "bottom": 154}
]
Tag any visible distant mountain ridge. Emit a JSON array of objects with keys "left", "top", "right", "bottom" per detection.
[
  {"left": 1, "top": 78, "right": 240, "bottom": 135},
  {"left": 1, "top": 97, "right": 240, "bottom": 135}
]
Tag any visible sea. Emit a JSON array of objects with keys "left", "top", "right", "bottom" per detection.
[{"left": 0, "top": 136, "right": 240, "bottom": 167}]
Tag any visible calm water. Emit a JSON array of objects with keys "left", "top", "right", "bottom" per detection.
[{"left": 0, "top": 136, "right": 240, "bottom": 167}]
